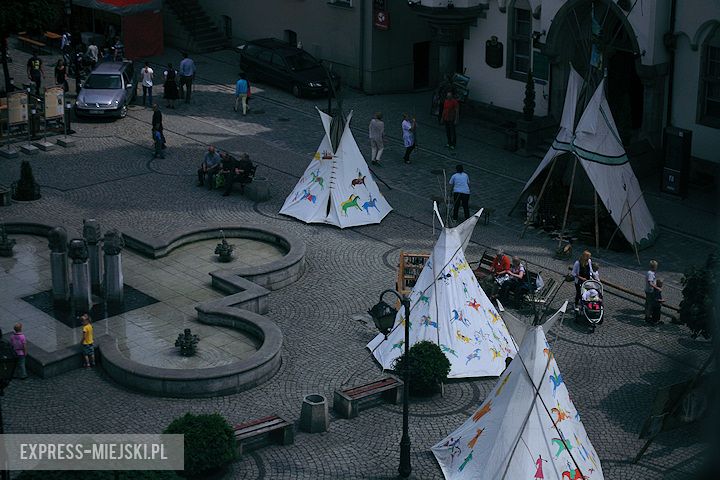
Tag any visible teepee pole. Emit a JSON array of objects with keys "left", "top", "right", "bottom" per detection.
[
  {"left": 626, "top": 197, "right": 641, "bottom": 265},
  {"left": 520, "top": 156, "right": 558, "bottom": 239},
  {"left": 558, "top": 157, "right": 578, "bottom": 248},
  {"left": 594, "top": 190, "right": 600, "bottom": 251}
]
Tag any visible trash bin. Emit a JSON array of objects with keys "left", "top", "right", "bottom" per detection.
[
  {"left": 505, "top": 128, "right": 518, "bottom": 152},
  {"left": 300, "top": 394, "right": 329, "bottom": 433},
  {"left": 0, "top": 187, "right": 10, "bottom": 206}
]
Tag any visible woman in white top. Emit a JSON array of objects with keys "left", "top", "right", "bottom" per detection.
[
  {"left": 401, "top": 113, "right": 416, "bottom": 164},
  {"left": 141, "top": 61, "right": 154, "bottom": 107},
  {"left": 369, "top": 112, "right": 385, "bottom": 165},
  {"left": 449, "top": 164, "right": 470, "bottom": 221}
]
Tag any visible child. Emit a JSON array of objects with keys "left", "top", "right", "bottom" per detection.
[
  {"left": 81, "top": 314, "right": 95, "bottom": 368},
  {"left": 152, "top": 127, "right": 165, "bottom": 159},
  {"left": 10, "top": 323, "right": 28, "bottom": 379},
  {"left": 650, "top": 278, "right": 665, "bottom": 325}
]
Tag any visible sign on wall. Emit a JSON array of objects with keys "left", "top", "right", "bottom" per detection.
[
  {"left": 373, "top": 0, "right": 390, "bottom": 30},
  {"left": 7, "top": 91, "right": 28, "bottom": 126},
  {"left": 485, "top": 36, "right": 503, "bottom": 68},
  {"left": 44, "top": 86, "right": 65, "bottom": 119}
]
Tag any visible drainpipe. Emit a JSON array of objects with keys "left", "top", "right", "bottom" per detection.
[
  {"left": 665, "top": 0, "right": 677, "bottom": 127},
  {"left": 358, "top": 0, "right": 365, "bottom": 92}
]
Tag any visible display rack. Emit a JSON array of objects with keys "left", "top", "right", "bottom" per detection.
[{"left": 396, "top": 251, "right": 430, "bottom": 297}]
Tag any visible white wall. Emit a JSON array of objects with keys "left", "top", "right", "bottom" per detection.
[
  {"left": 464, "top": 1, "right": 549, "bottom": 115},
  {"left": 671, "top": 0, "right": 720, "bottom": 162}
]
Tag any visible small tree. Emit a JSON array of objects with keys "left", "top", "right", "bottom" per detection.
[
  {"left": 12, "top": 159, "right": 41, "bottom": 201},
  {"left": 164, "top": 413, "right": 235, "bottom": 479},
  {"left": 393, "top": 340, "right": 451, "bottom": 395},
  {"left": 680, "top": 252, "right": 717, "bottom": 339},
  {"left": 523, "top": 69, "right": 536, "bottom": 121}
]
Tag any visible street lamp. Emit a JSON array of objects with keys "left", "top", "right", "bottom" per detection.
[
  {"left": 0, "top": 331, "right": 18, "bottom": 480},
  {"left": 368, "top": 289, "right": 412, "bottom": 478}
]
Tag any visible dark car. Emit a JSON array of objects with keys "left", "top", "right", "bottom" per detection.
[
  {"left": 236, "top": 38, "right": 339, "bottom": 97},
  {"left": 75, "top": 61, "right": 136, "bottom": 118}
]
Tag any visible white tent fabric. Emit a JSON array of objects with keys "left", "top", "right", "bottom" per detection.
[
  {"left": 519, "top": 69, "right": 657, "bottom": 249},
  {"left": 367, "top": 210, "right": 517, "bottom": 378},
  {"left": 280, "top": 109, "right": 392, "bottom": 228},
  {"left": 432, "top": 324, "right": 604, "bottom": 480}
]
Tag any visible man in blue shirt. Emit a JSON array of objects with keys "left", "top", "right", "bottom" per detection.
[
  {"left": 234, "top": 73, "right": 250, "bottom": 115},
  {"left": 179, "top": 52, "right": 196, "bottom": 103},
  {"left": 449, "top": 164, "right": 470, "bottom": 222},
  {"left": 197, "top": 145, "right": 222, "bottom": 188}
]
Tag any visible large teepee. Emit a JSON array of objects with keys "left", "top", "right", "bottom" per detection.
[
  {"left": 280, "top": 108, "right": 392, "bottom": 228},
  {"left": 517, "top": 67, "right": 657, "bottom": 251},
  {"left": 367, "top": 209, "right": 517, "bottom": 378},
  {"left": 432, "top": 320, "right": 604, "bottom": 480}
]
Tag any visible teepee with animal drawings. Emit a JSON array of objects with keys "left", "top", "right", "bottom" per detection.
[
  {"left": 432, "top": 317, "right": 604, "bottom": 480},
  {"left": 367, "top": 208, "right": 517, "bottom": 378},
  {"left": 280, "top": 108, "right": 392, "bottom": 228}
]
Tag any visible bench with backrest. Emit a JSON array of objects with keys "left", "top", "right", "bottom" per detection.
[
  {"left": 522, "top": 270, "right": 559, "bottom": 306},
  {"left": 18, "top": 35, "right": 46, "bottom": 52},
  {"left": 333, "top": 376, "right": 403, "bottom": 419},
  {"left": 472, "top": 250, "right": 496, "bottom": 281},
  {"left": 233, "top": 414, "right": 294, "bottom": 456}
]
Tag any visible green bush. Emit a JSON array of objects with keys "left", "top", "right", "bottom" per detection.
[
  {"left": 680, "top": 252, "right": 717, "bottom": 339},
  {"left": 393, "top": 340, "right": 451, "bottom": 395},
  {"left": 17, "top": 471, "right": 181, "bottom": 480},
  {"left": 164, "top": 413, "right": 235, "bottom": 479},
  {"left": 12, "top": 160, "right": 41, "bottom": 201}
]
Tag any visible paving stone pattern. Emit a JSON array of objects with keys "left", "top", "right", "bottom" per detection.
[{"left": 0, "top": 42, "right": 715, "bottom": 479}]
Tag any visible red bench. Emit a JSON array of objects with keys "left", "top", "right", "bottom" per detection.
[
  {"left": 333, "top": 376, "right": 403, "bottom": 419},
  {"left": 234, "top": 414, "right": 294, "bottom": 456}
]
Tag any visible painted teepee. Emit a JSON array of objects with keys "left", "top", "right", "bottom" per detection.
[
  {"left": 367, "top": 209, "right": 517, "bottom": 378},
  {"left": 432, "top": 317, "right": 604, "bottom": 480},
  {"left": 280, "top": 108, "right": 392, "bottom": 228}
]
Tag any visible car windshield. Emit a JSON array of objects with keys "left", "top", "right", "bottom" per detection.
[
  {"left": 285, "top": 52, "right": 319, "bottom": 71},
  {"left": 83, "top": 74, "right": 122, "bottom": 89}
]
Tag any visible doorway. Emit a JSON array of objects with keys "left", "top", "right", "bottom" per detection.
[
  {"left": 413, "top": 41, "right": 430, "bottom": 89},
  {"left": 284, "top": 29, "right": 298, "bottom": 48},
  {"left": 220, "top": 15, "right": 232, "bottom": 39}
]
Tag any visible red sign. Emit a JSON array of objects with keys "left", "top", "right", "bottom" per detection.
[{"left": 373, "top": 0, "right": 389, "bottom": 30}]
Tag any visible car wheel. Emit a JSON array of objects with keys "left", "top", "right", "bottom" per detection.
[
  {"left": 119, "top": 105, "right": 128, "bottom": 118},
  {"left": 292, "top": 84, "right": 302, "bottom": 98}
]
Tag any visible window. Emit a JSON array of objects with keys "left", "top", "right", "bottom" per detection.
[
  {"left": 327, "top": 0, "right": 353, "bottom": 7},
  {"left": 257, "top": 50, "right": 273, "bottom": 64},
  {"left": 508, "top": 0, "right": 532, "bottom": 81},
  {"left": 271, "top": 54, "right": 287, "bottom": 69},
  {"left": 698, "top": 28, "right": 720, "bottom": 128}
]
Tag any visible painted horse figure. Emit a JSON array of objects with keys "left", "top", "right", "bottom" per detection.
[
  {"left": 302, "top": 189, "right": 317, "bottom": 204},
  {"left": 310, "top": 171, "right": 324, "bottom": 190},
  {"left": 561, "top": 468, "right": 587, "bottom": 480},
  {"left": 362, "top": 196, "right": 380, "bottom": 214},
  {"left": 351, "top": 173, "right": 366, "bottom": 188},
  {"left": 341, "top": 194, "right": 362, "bottom": 215}
]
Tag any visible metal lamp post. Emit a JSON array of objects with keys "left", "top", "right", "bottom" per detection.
[
  {"left": 368, "top": 289, "right": 412, "bottom": 478},
  {"left": 0, "top": 332, "right": 18, "bottom": 480}
]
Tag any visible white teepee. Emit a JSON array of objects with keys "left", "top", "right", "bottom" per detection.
[
  {"left": 519, "top": 66, "right": 657, "bottom": 250},
  {"left": 280, "top": 108, "right": 392, "bottom": 228},
  {"left": 432, "top": 319, "right": 604, "bottom": 480},
  {"left": 367, "top": 209, "right": 517, "bottom": 378}
]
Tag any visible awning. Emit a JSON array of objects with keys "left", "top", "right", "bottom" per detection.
[{"left": 73, "top": 0, "right": 162, "bottom": 15}]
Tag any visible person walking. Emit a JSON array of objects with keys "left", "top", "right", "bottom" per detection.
[
  {"left": 141, "top": 61, "right": 154, "bottom": 107},
  {"left": 151, "top": 104, "right": 166, "bottom": 149},
  {"left": 163, "top": 63, "right": 179, "bottom": 109},
  {"left": 26, "top": 50, "right": 44, "bottom": 96},
  {"left": 401, "top": 113, "right": 416, "bottom": 164},
  {"left": 644, "top": 260, "right": 660, "bottom": 322},
  {"left": 572, "top": 250, "right": 597, "bottom": 309},
  {"left": 178, "top": 52, "right": 196, "bottom": 103},
  {"left": 10, "top": 323, "right": 28, "bottom": 379},
  {"left": 449, "top": 164, "right": 470, "bottom": 222},
  {"left": 152, "top": 126, "right": 165, "bottom": 159},
  {"left": 85, "top": 40, "right": 98, "bottom": 68},
  {"left": 442, "top": 91, "right": 460, "bottom": 149},
  {"left": 369, "top": 112, "right": 385, "bottom": 165},
  {"left": 54, "top": 59, "right": 69, "bottom": 93},
  {"left": 80, "top": 314, "right": 95, "bottom": 368},
  {"left": 234, "top": 73, "right": 249, "bottom": 115}
]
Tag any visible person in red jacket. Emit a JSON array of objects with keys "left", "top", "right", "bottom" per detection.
[{"left": 441, "top": 92, "right": 460, "bottom": 150}]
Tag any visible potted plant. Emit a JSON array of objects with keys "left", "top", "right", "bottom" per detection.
[
  {"left": 164, "top": 413, "right": 235, "bottom": 479},
  {"left": 679, "top": 252, "right": 717, "bottom": 339},
  {"left": 393, "top": 340, "right": 451, "bottom": 396}
]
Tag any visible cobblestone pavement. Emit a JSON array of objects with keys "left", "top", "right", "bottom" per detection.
[{"left": 0, "top": 43, "right": 716, "bottom": 479}]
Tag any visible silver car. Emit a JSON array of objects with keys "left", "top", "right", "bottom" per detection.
[{"left": 75, "top": 61, "right": 136, "bottom": 118}]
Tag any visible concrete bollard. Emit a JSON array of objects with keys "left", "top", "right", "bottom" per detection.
[{"left": 300, "top": 394, "right": 329, "bottom": 434}]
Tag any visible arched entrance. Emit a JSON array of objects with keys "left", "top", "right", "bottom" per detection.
[{"left": 544, "top": 0, "right": 642, "bottom": 144}]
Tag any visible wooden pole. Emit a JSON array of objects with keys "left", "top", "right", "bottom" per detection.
[
  {"left": 520, "top": 157, "right": 558, "bottom": 239},
  {"left": 626, "top": 198, "right": 641, "bottom": 265},
  {"left": 558, "top": 157, "right": 578, "bottom": 248},
  {"left": 594, "top": 190, "right": 600, "bottom": 251}
]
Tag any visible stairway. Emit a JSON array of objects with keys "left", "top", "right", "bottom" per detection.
[{"left": 166, "top": 0, "right": 228, "bottom": 53}]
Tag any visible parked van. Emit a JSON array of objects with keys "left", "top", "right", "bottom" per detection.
[{"left": 75, "top": 61, "right": 136, "bottom": 118}]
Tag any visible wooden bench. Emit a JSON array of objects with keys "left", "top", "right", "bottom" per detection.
[
  {"left": 18, "top": 36, "right": 46, "bottom": 51},
  {"left": 524, "top": 272, "right": 559, "bottom": 306},
  {"left": 233, "top": 415, "right": 294, "bottom": 456},
  {"left": 472, "top": 250, "right": 495, "bottom": 280},
  {"left": 333, "top": 376, "right": 403, "bottom": 419}
]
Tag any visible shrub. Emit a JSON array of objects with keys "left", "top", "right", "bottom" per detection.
[
  {"left": 393, "top": 340, "right": 451, "bottom": 395},
  {"left": 680, "top": 252, "right": 717, "bottom": 339},
  {"left": 164, "top": 413, "right": 235, "bottom": 479},
  {"left": 12, "top": 160, "right": 41, "bottom": 201}
]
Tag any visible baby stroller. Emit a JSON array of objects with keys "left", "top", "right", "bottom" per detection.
[{"left": 575, "top": 279, "right": 604, "bottom": 331}]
